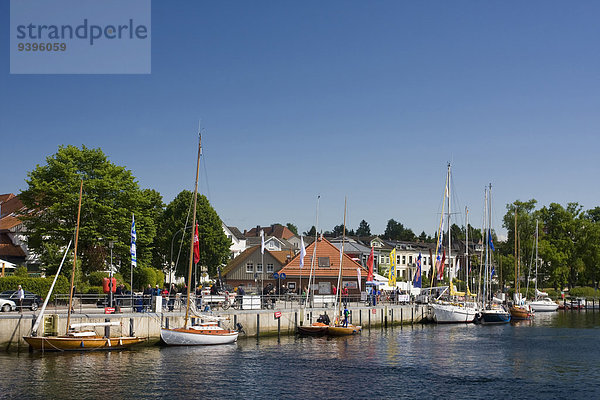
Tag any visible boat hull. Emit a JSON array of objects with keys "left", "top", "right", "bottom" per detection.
[
  {"left": 480, "top": 309, "right": 511, "bottom": 324},
  {"left": 528, "top": 300, "right": 558, "bottom": 312},
  {"left": 431, "top": 303, "right": 477, "bottom": 323},
  {"left": 23, "top": 336, "right": 145, "bottom": 351},
  {"left": 327, "top": 325, "right": 361, "bottom": 336},
  {"left": 297, "top": 323, "right": 328, "bottom": 336},
  {"left": 509, "top": 305, "right": 533, "bottom": 320},
  {"left": 160, "top": 328, "right": 238, "bottom": 345}
]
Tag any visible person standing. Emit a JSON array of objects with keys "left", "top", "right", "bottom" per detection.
[
  {"left": 343, "top": 306, "right": 349, "bottom": 327},
  {"left": 342, "top": 285, "right": 349, "bottom": 307},
  {"left": 16, "top": 285, "right": 24, "bottom": 313}
]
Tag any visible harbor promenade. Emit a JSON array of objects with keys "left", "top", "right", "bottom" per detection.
[{"left": 0, "top": 303, "right": 427, "bottom": 351}]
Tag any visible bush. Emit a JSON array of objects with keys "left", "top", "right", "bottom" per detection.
[
  {"left": 0, "top": 275, "right": 70, "bottom": 300},
  {"left": 14, "top": 266, "right": 28, "bottom": 277},
  {"left": 569, "top": 286, "right": 599, "bottom": 299},
  {"left": 134, "top": 267, "right": 157, "bottom": 290},
  {"left": 88, "top": 271, "right": 108, "bottom": 286},
  {"left": 155, "top": 269, "right": 165, "bottom": 287},
  {"left": 85, "top": 286, "right": 105, "bottom": 295}
]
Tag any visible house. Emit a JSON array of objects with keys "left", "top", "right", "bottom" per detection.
[
  {"left": 246, "top": 235, "right": 295, "bottom": 253},
  {"left": 0, "top": 194, "right": 38, "bottom": 270},
  {"left": 244, "top": 224, "right": 296, "bottom": 240},
  {"left": 329, "top": 236, "right": 372, "bottom": 267},
  {"left": 278, "top": 237, "right": 367, "bottom": 296},
  {"left": 221, "top": 245, "right": 292, "bottom": 292},
  {"left": 222, "top": 224, "right": 247, "bottom": 259}
]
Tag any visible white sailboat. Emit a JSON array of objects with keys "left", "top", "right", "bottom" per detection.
[
  {"left": 431, "top": 164, "right": 478, "bottom": 324},
  {"left": 527, "top": 220, "right": 558, "bottom": 312},
  {"left": 160, "top": 134, "right": 238, "bottom": 346}
]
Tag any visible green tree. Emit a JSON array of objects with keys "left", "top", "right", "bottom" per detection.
[
  {"left": 384, "top": 219, "right": 416, "bottom": 241},
  {"left": 303, "top": 226, "right": 316, "bottom": 237},
  {"left": 286, "top": 223, "right": 298, "bottom": 235},
  {"left": 356, "top": 220, "right": 371, "bottom": 237},
  {"left": 156, "top": 190, "right": 230, "bottom": 280},
  {"left": 332, "top": 224, "right": 345, "bottom": 237},
  {"left": 19, "top": 145, "right": 163, "bottom": 276}
]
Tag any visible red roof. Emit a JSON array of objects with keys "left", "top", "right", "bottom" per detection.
[
  {"left": 245, "top": 224, "right": 296, "bottom": 240},
  {"left": 279, "top": 237, "right": 367, "bottom": 278}
]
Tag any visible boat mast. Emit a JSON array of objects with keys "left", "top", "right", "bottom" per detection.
[
  {"left": 66, "top": 178, "right": 83, "bottom": 334},
  {"left": 447, "top": 163, "right": 452, "bottom": 295},
  {"left": 483, "top": 186, "right": 488, "bottom": 305},
  {"left": 535, "top": 219, "right": 539, "bottom": 299},
  {"left": 488, "top": 183, "right": 492, "bottom": 302},
  {"left": 335, "top": 197, "right": 347, "bottom": 318},
  {"left": 514, "top": 204, "right": 518, "bottom": 303},
  {"left": 305, "top": 195, "right": 320, "bottom": 309},
  {"left": 465, "top": 206, "right": 469, "bottom": 294},
  {"left": 184, "top": 134, "right": 202, "bottom": 329}
]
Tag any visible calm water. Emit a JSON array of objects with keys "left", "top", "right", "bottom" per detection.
[{"left": 2, "top": 311, "right": 600, "bottom": 399}]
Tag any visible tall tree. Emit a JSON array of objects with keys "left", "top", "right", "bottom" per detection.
[
  {"left": 156, "top": 190, "right": 230, "bottom": 278},
  {"left": 303, "top": 226, "right": 316, "bottom": 237},
  {"left": 384, "top": 219, "right": 416, "bottom": 241},
  {"left": 356, "top": 220, "right": 371, "bottom": 237},
  {"left": 20, "top": 145, "right": 163, "bottom": 275}
]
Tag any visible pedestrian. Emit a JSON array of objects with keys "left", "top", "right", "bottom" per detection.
[
  {"left": 342, "top": 285, "right": 349, "bottom": 307},
  {"left": 332, "top": 285, "right": 337, "bottom": 296},
  {"left": 115, "top": 284, "right": 124, "bottom": 312},
  {"left": 236, "top": 285, "right": 245, "bottom": 308},
  {"left": 143, "top": 284, "right": 152, "bottom": 311},
  {"left": 168, "top": 284, "right": 177, "bottom": 311},
  {"left": 343, "top": 306, "right": 349, "bottom": 327},
  {"left": 16, "top": 285, "right": 24, "bottom": 313}
]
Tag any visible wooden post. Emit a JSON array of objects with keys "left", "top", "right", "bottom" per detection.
[
  {"left": 411, "top": 307, "right": 414, "bottom": 325},
  {"left": 277, "top": 317, "right": 281, "bottom": 338},
  {"left": 401, "top": 308, "right": 403, "bottom": 329},
  {"left": 368, "top": 309, "right": 371, "bottom": 330},
  {"left": 256, "top": 314, "right": 260, "bottom": 338}
]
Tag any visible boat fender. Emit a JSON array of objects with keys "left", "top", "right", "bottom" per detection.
[
  {"left": 80, "top": 340, "right": 84, "bottom": 348},
  {"left": 107, "top": 339, "right": 111, "bottom": 347}
]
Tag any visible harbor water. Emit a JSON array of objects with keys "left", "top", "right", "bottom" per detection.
[{"left": 1, "top": 311, "right": 599, "bottom": 399}]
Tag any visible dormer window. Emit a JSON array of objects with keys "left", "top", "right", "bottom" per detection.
[{"left": 318, "top": 257, "right": 330, "bottom": 268}]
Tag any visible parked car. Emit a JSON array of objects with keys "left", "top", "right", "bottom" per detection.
[
  {"left": 0, "top": 298, "right": 17, "bottom": 312},
  {"left": 0, "top": 290, "right": 43, "bottom": 311}
]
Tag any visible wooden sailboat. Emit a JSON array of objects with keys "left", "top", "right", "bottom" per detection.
[
  {"left": 327, "top": 198, "right": 361, "bottom": 336},
  {"left": 431, "top": 164, "right": 478, "bottom": 323},
  {"left": 24, "top": 179, "right": 145, "bottom": 351},
  {"left": 160, "top": 135, "right": 238, "bottom": 346},
  {"left": 296, "top": 197, "right": 330, "bottom": 336},
  {"left": 509, "top": 208, "right": 533, "bottom": 320}
]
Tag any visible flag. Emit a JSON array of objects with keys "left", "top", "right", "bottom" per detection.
[
  {"left": 389, "top": 248, "right": 397, "bottom": 286},
  {"left": 413, "top": 252, "right": 422, "bottom": 288},
  {"left": 299, "top": 236, "right": 306, "bottom": 268},
  {"left": 193, "top": 223, "right": 200, "bottom": 264},
  {"left": 491, "top": 265, "right": 495, "bottom": 277},
  {"left": 366, "top": 246, "right": 374, "bottom": 282},
  {"left": 130, "top": 214, "right": 137, "bottom": 268},
  {"left": 488, "top": 229, "right": 495, "bottom": 252},
  {"left": 357, "top": 268, "right": 361, "bottom": 292},
  {"left": 455, "top": 258, "right": 461, "bottom": 273},
  {"left": 260, "top": 229, "right": 265, "bottom": 255},
  {"left": 438, "top": 248, "right": 446, "bottom": 280}
]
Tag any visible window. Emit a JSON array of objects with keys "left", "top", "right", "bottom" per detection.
[
  {"left": 318, "top": 257, "right": 330, "bottom": 268},
  {"left": 402, "top": 255, "right": 406, "bottom": 265},
  {"left": 397, "top": 255, "right": 400, "bottom": 264},
  {"left": 267, "top": 263, "right": 274, "bottom": 273},
  {"left": 246, "top": 262, "right": 254, "bottom": 273},
  {"left": 380, "top": 256, "right": 385, "bottom": 263},
  {"left": 409, "top": 255, "right": 413, "bottom": 265},
  {"left": 257, "top": 263, "right": 263, "bottom": 272}
]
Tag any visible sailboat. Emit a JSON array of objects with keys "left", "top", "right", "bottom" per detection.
[
  {"left": 24, "top": 179, "right": 145, "bottom": 351},
  {"left": 509, "top": 207, "right": 533, "bottom": 320},
  {"left": 296, "top": 196, "right": 330, "bottom": 336},
  {"left": 327, "top": 198, "right": 361, "bottom": 336},
  {"left": 160, "top": 135, "right": 238, "bottom": 346},
  {"left": 430, "top": 164, "right": 478, "bottom": 323},
  {"left": 479, "top": 184, "right": 511, "bottom": 325},
  {"left": 528, "top": 220, "right": 558, "bottom": 312}
]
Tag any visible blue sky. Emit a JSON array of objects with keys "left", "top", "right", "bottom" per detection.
[{"left": 2, "top": 1, "right": 600, "bottom": 238}]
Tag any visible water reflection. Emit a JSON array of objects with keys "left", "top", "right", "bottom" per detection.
[{"left": 2, "top": 312, "right": 600, "bottom": 399}]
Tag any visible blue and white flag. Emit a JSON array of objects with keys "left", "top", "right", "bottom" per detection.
[
  {"left": 260, "top": 229, "right": 265, "bottom": 255},
  {"left": 299, "top": 235, "right": 306, "bottom": 268},
  {"left": 413, "top": 253, "right": 422, "bottom": 288},
  {"left": 131, "top": 214, "right": 137, "bottom": 268},
  {"left": 491, "top": 266, "right": 495, "bottom": 277},
  {"left": 488, "top": 229, "right": 495, "bottom": 252}
]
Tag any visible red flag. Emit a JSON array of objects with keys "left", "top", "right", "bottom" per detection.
[
  {"left": 193, "top": 224, "right": 200, "bottom": 264},
  {"left": 438, "top": 248, "right": 446, "bottom": 280},
  {"left": 366, "top": 246, "right": 374, "bottom": 282}
]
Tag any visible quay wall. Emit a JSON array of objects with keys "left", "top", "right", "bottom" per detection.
[{"left": 0, "top": 304, "right": 428, "bottom": 352}]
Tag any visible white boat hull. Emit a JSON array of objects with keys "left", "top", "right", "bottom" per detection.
[
  {"left": 431, "top": 303, "right": 477, "bottom": 323},
  {"left": 160, "top": 328, "right": 238, "bottom": 346},
  {"left": 528, "top": 299, "right": 559, "bottom": 312}
]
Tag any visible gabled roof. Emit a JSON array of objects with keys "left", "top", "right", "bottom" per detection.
[
  {"left": 0, "top": 194, "right": 16, "bottom": 203},
  {"left": 222, "top": 246, "right": 259, "bottom": 277},
  {"left": 279, "top": 237, "right": 367, "bottom": 278},
  {"left": 269, "top": 250, "right": 294, "bottom": 265},
  {"left": 245, "top": 224, "right": 296, "bottom": 240},
  {"left": 227, "top": 226, "right": 245, "bottom": 241},
  {"left": 0, "top": 215, "right": 22, "bottom": 231},
  {"left": 0, "top": 195, "right": 24, "bottom": 218}
]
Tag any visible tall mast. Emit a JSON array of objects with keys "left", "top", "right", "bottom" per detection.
[
  {"left": 465, "top": 206, "right": 469, "bottom": 294},
  {"left": 66, "top": 178, "right": 83, "bottom": 334},
  {"left": 184, "top": 134, "right": 201, "bottom": 329},
  {"left": 483, "top": 187, "right": 488, "bottom": 304},
  {"left": 514, "top": 204, "right": 518, "bottom": 302},
  {"left": 488, "top": 183, "right": 492, "bottom": 302},
  {"left": 447, "top": 163, "right": 452, "bottom": 294},
  {"left": 535, "top": 219, "right": 539, "bottom": 298},
  {"left": 335, "top": 197, "right": 347, "bottom": 317},
  {"left": 305, "top": 195, "right": 320, "bottom": 308}
]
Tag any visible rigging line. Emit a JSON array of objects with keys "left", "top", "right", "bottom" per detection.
[
  {"left": 201, "top": 148, "right": 212, "bottom": 204},
  {"left": 175, "top": 192, "right": 194, "bottom": 275}
]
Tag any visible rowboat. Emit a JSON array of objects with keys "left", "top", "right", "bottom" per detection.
[
  {"left": 161, "top": 322, "right": 238, "bottom": 345},
  {"left": 327, "top": 324, "right": 361, "bottom": 336},
  {"left": 297, "top": 322, "right": 329, "bottom": 336}
]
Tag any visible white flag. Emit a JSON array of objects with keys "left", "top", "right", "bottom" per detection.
[
  {"left": 260, "top": 229, "right": 265, "bottom": 255},
  {"left": 299, "top": 236, "right": 306, "bottom": 268},
  {"left": 357, "top": 268, "right": 361, "bottom": 291},
  {"left": 130, "top": 214, "right": 137, "bottom": 268},
  {"left": 455, "top": 258, "right": 460, "bottom": 273}
]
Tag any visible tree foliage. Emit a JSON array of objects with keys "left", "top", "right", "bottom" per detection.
[
  {"left": 286, "top": 223, "right": 298, "bottom": 235},
  {"left": 384, "top": 219, "right": 416, "bottom": 241},
  {"left": 356, "top": 220, "right": 371, "bottom": 237},
  {"left": 156, "top": 190, "right": 230, "bottom": 280},
  {"left": 19, "top": 145, "right": 164, "bottom": 276}
]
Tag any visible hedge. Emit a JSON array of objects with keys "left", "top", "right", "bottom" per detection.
[
  {"left": 0, "top": 275, "right": 70, "bottom": 300},
  {"left": 569, "top": 287, "right": 600, "bottom": 299}
]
